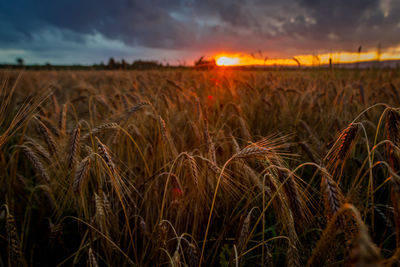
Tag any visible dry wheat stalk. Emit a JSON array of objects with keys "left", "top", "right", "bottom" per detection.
[
  {"left": 73, "top": 156, "right": 91, "bottom": 194},
  {"left": 287, "top": 235, "right": 300, "bottom": 267},
  {"left": 21, "top": 145, "right": 50, "bottom": 183},
  {"left": 236, "top": 145, "right": 269, "bottom": 158},
  {"left": 385, "top": 109, "right": 400, "bottom": 247},
  {"left": 41, "top": 117, "right": 61, "bottom": 138},
  {"left": 264, "top": 172, "right": 285, "bottom": 215},
  {"left": 94, "top": 193, "right": 105, "bottom": 218},
  {"left": 237, "top": 209, "right": 253, "bottom": 253},
  {"left": 82, "top": 123, "right": 118, "bottom": 140},
  {"left": 263, "top": 244, "right": 273, "bottom": 267},
  {"left": 203, "top": 118, "right": 216, "bottom": 163},
  {"left": 36, "top": 118, "right": 57, "bottom": 155},
  {"left": 390, "top": 83, "right": 400, "bottom": 104},
  {"left": 239, "top": 116, "right": 251, "bottom": 140},
  {"left": 59, "top": 103, "right": 67, "bottom": 134},
  {"left": 386, "top": 109, "right": 400, "bottom": 172},
  {"left": 230, "top": 134, "right": 240, "bottom": 154},
  {"left": 102, "top": 192, "right": 112, "bottom": 214},
  {"left": 68, "top": 123, "right": 81, "bottom": 168},
  {"left": 126, "top": 101, "right": 150, "bottom": 115},
  {"left": 6, "top": 211, "right": 25, "bottom": 267},
  {"left": 321, "top": 170, "right": 343, "bottom": 221},
  {"left": 358, "top": 85, "right": 366, "bottom": 106},
  {"left": 337, "top": 123, "right": 359, "bottom": 161},
  {"left": 24, "top": 136, "right": 51, "bottom": 163},
  {"left": 158, "top": 115, "right": 178, "bottom": 156},
  {"left": 139, "top": 217, "right": 147, "bottom": 233},
  {"left": 172, "top": 248, "right": 182, "bottom": 267},
  {"left": 348, "top": 206, "right": 382, "bottom": 267},
  {"left": 299, "top": 120, "right": 321, "bottom": 146},
  {"left": 186, "top": 154, "right": 199, "bottom": 186},
  {"left": 49, "top": 221, "right": 63, "bottom": 241},
  {"left": 195, "top": 97, "right": 202, "bottom": 119},
  {"left": 286, "top": 203, "right": 301, "bottom": 267},
  {"left": 386, "top": 109, "right": 400, "bottom": 144},
  {"left": 298, "top": 141, "right": 318, "bottom": 163},
  {"left": 88, "top": 247, "right": 99, "bottom": 267},
  {"left": 206, "top": 159, "right": 222, "bottom": 175},
  {"left": 96, "top": 137, "right": 116, "bottom": 171},
  {"left": 158, "top": 221, "right": 168, "bottom": 248},
  {"left": 276, "top": 168, "right": 305, "bottom": 222},
  {"left": 158, "top": 115, "right": 169, "bottom": 144},
  {"left": 265, "top": 171, "right": 300, "bottom": 265},
  {"left": 186, "top": 243, "right": 199, "bottom": 267},
  {"left": 307, "top": 204, "right": 381, "bottom": 266}
]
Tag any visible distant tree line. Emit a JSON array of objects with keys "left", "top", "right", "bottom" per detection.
[
  {"left": 99, "top": 58, "right": 164, "bottom": 70},
  {"left": 0, "top": 57, "right": 169, "bottom": 70},
  {"left": 0, "top": 56, "right": 221, "bottom": 70}
]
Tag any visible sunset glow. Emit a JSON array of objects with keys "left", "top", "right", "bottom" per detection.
[
  {"left": 215, "top": 46, "right": 400, "bottom": 67},
  {"left": 216, "top": 56, "right": 240, "bottom": 66}
]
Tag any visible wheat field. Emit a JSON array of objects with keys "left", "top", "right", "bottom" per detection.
[{"left": 1, "top": 68, "right": 400, "bottom": 266}]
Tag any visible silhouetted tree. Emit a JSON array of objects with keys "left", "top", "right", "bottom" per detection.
[
  {"left": 131, "top": 60, "right": 161, "bottom": 69},
  {"left": 194, "top": 56, "right": 216, "bottom": 69},
  {"left": 121, "top": 59, "right": 128, "bottom": 70},
  {"left": 16, "top": 58, "right": 24, "bottom": 66},
  {"left": 194, "top": 56, "right": 205, "bottom": 66},
  {"left": 107, "top": 58, "right": 116, "bottom": 69}
]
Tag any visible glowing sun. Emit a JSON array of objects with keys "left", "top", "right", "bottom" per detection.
[{"left": 216, "top": 56, "right": 240, "bottom": 66}]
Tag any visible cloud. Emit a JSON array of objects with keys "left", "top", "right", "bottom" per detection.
[{"left": 0, "top": 0, "right": 399, "bottom": 63}]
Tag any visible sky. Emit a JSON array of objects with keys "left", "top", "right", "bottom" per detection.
[{"left": 0, "top": 0, "right": 400, "bottom": 65}]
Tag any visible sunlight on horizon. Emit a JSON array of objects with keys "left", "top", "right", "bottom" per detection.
[
  {"left": 216, "top": 56, "right": 240, "bottom": 66},
  {"left": 215, "top": 45, "right": 400, "bottom": 66}
]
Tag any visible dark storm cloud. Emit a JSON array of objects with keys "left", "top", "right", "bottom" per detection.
[
  {"left": 0, "top": 0, "right": 194, "bottom": 49},
  {"left": 0, "top": 0, "right": 399, "bottom": 63},
  {"left": 189, "top": 0, "right": 400, "bottom": 53},
  {"left": 286, "top": 0, "right": 400, "bottom": 49}
]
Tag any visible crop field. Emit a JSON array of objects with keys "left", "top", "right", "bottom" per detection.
[{"left": 1, "top": 68, "right": 400, "bottom": 266}]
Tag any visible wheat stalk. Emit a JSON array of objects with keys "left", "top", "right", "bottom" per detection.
[
  {"left": 39, "top": 117, "right": 61, "bottom": 138},
  {"left": 73, "top": 156, "right": 91, "bottom": 194},
  {"left": 21, "top": 145, "right": 50, "bottom": 183},
  {"left": 88, "top": 247, "right": 99, "bottom": 267},
  {"left": 59, "top": 103, "right": 68, "bottom": 134},
  {"left": 337, "top": 123, "right": 359, "bottom": 161},
  {"left": 172, "top": 248, "right": 182, "bottom": 267},
  {"left": 321, "top": 170, "right": 343, "bottom": 222},
  {"left": 186, "top": 243, "right": 199, "bottom": 267},
  {"left": 24, "top": 136, "right": 51, "bottom": 163},
  {"left": 203, "top": 118, "right": 216, "bottom": 163},
  {"left": 68, "top": 122, "right": 81, "bottom": 168},
  {"left": 237, "top": 209, "right": 253, "bottom": 253},
  {"left": 6, "top": 207, "right": 26, "bottom": 267},
  {"left": 186, "top": 153, "right": 199, "bottom": 186},
  {"left": 96, "top": 137, "right": 116, "bottom": 171},
  {"left": 230, "top": 134, "right": 240, "bottom": 154},
  {"left": 35, "top": 118, "right": 57, "bottom": 155},
  {"left": 236, "top": 145, "right": 270, "bottom": 158},
  {"left": 298, "top": 141, "right": 318, "bottom": 163},
  {"left": 125, "top": 101, "right": 150, "bottom": 118},
  {"left": 386, "top": 108, "right": 400, "bottom": 247},
  {"left": 275, "top": 167, "right": 305, "bottom": 222},
  {"left": 82, "top": 123, "right": 118, "bottom": 140},
  {"left": 94, "top": 193, "right": 105, "bottom": 218},
  {"left": 158, "top": 115, "right": 169, "bottom": 144}
]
